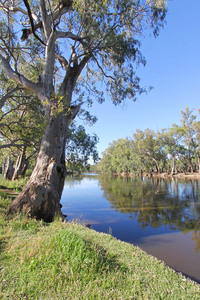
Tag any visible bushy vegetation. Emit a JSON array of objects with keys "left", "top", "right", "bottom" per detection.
[
  {"left": 1, "top": 179, "right": 200, "bottom": 299},
  {"left": 98, "top": 108, "right": 200, "bottom": 175}
]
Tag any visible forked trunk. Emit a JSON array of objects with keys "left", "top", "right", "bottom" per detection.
[{"left": 8, "top": 108, "right": 78, "bottom": 222}]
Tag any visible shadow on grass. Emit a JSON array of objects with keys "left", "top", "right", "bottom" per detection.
[{"left": 82, "top": 238, "right": 127, "bottom": 275}]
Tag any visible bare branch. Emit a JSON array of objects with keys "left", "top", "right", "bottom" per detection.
[
  {"left": 22, "top": 0, "right": 46, "bottom": 45},
  {"left": 55, "top": 54, "right": 69, "bottom": 70},
  {"left": 21, "top": 22, "right": 43, "bottom": 41},
  {"left": 20, "top": 1, "right": 72, "bottom": 42},
  {"left": 92, "top": 55, "right": 115, "bottom": 81},
  {"left": 0, "top": 86, "right": 21, "bottom": 109},
  {"left": 55, "top": 31, "right": 84, "bottom": 42}
]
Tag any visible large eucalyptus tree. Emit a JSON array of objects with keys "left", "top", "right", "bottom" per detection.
[{"left": 0, "top": 0, "right": 167, "bottom": 221}]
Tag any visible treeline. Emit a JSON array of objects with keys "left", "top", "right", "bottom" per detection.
[{"left": 98, "top": 108, "right": 200, "bottom": 175}]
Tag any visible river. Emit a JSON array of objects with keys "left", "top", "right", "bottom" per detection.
[{"left": 61, "top": 173, "right": 200, "bottom": 283}]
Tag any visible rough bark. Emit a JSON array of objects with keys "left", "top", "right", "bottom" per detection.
[{"left": 8, "top": 106, "right": 79, "bottom": 221}]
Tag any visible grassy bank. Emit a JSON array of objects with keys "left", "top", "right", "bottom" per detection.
[{"left": 1, "top": 179, "right": 200, "bottom": 299}]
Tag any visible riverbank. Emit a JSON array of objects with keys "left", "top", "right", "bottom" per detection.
[
  {"left": 118, "top": 171, "right": 200, "bottom": 179},
  {"left": 1, "top": 179, "right": 200, "bottom": 299}
]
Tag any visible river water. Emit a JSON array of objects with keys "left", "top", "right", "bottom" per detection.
[{"left": 61, "top": 174, "right": 200, "bottom": 283}]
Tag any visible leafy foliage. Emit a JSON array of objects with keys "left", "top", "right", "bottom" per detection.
[
  {"left": 0, "top": 0, "right": 168, "bottom": 109},
  {"left": 98, "top": 107, "right": 200, "bottom": 174},
  {"left": 66, "top": 123, "right": 99, "bottom": 172}
]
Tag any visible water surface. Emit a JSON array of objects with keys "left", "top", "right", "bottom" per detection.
[{"left": 61, "top": 174, "right": 200, "bottom": 283}]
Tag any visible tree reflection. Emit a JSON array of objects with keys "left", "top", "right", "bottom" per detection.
[
  {"left": 98, "top": 175, "right": 200, "bottom": 251},
  {"left": 192, "top": 231, "right": 200, "bottom": 254}
]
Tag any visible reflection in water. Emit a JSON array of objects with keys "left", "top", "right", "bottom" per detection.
[
  {"left": 193, "top": 231, "right": 200, "bottom": 254},
  {"left": 98, "top": 175, "right": 200, "bottom": 251},
  {"left": 62, "top": 174, "right": 200, "bottom": 282}
]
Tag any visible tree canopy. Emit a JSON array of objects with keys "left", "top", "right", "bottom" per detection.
[
  {"left": 0, "top": 0, "right": 168, "bottom": 221},
  {"left": 98, "top": 108, "right": 200, "bottom": 175},
  {"left": 0, "top": 0, "right": 167, "bottom": 109}
]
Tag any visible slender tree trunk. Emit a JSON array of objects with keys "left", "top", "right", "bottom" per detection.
[
  {"left": 153, "top": 158, "right": 160, "bottom": 174},
  {"left": 2, "top": 159, "right": 6, "bottom": 175},
  {"left": 8, "top": 107, "right": 79, "bottom": 222},
  {"left": 167, "top": 160, "right": 170, "bottom": 175},
  {"left": 171, "top": 157, "right": 176, "bottom": 175},
  {"left": 12, "top": 147, "right": 26, "bottom": 181}
]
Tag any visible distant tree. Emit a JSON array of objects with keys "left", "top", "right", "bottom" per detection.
[
  {"left": 0, "top": 0, "right": 167, "bottom": 221},
  {"left": 65, "top": 123, "right": 99, "bottom": 173},
  {"left": 133, "top": 129, "right": 165, "bottom": 174},
  {"left": 100, "top": 138, "right": 136, "bottom": 174},
  {"left": 159, "top": 128, "right": 183, "bottom": 174},
  {"left": 0, "top": 87, "right": 98, "bottom": 179},
  {"left": 0, "top": 89, "right": 46, "bottom": 179},
  {"left": 193, "top": 109, "right": 200, "bottom": 173},
  {"left": 172, "top": 108, "right": 199, "bottom": 173},
  {"left": 99, "top": 108, "right": 200, "bottom": 176}
]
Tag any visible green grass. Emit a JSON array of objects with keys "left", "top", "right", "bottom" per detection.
[
  {"left": 0, "top": 177, "right": 27, "bottom": 192},
  {"left": 0, "top": 179, "right": 200, "bottom": 299}
]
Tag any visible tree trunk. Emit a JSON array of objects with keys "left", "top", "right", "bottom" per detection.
[
  {"left": 21, "top": 161, "right": 30, "bottom": 177},
  {"left": 167, "top": 160, "right": 170, "bottom": 175},
  {"left": 2, "top": 159, "right": 6, "bottom": 175},
  {"left": 153, "top": 158, "right": 160, "bottom": 174},
  {"left": 8, "top": 107, "right": 79, "bottom": 222},
  {"left": 12, "top": 147, "right": 27, "bottom": 181},
  {"left": 4, "top": 157, "right": 14, "bottom": 180},
  {"left": 171, "top": 157, "right": 176, "bottom": 175}
]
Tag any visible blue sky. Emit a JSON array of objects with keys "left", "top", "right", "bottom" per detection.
[{"left": 78, "top": 0, "right": 200, "bottom": 156}]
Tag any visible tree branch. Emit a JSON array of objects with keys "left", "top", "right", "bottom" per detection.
[
  {"left": 20, "top": 1, "right": 72, "bottom": 42},
  {"left": 55, "top": 31, "right": 84, "bottom": 42},
  {"left": 55, "top": 54, "right": 69, "bottom": 70},
  {"left": 0, "top": 87, "right": 20, "bottom": 109},
  {"left": 0, "top": 140, "right": 32, "bottom": 149},
  {"left": 60, "top": 53, "right": 91, "bottom": 95},
  {"left": 92, "top": 55, "right": 115, "bottom": 80},
  {"left": 39, "top": 0, "right": 51, "bottom": 41},
  {"left": 0, "top": 53, "right": 43, "bottom": 98},
  {"left": 22, "top": 0, "right": 46, "bottom": 45}
]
